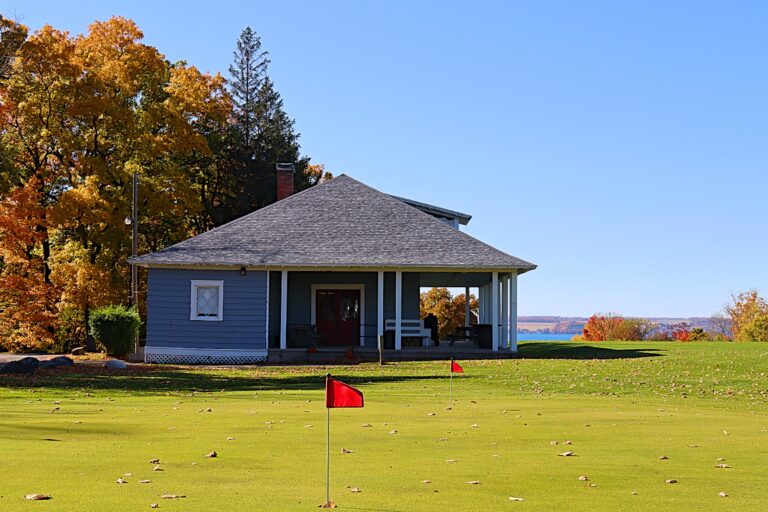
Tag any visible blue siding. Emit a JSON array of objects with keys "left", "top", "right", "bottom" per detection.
[
  {"left": 268, "top": 271, "right": 421, "bottom": 348},
  {"left": 147, "top": 269, "right": 268, "bottom": 350}
]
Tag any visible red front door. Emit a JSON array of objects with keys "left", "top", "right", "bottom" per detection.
[{"left": 315, "top": 289, "right": 361, "bottom": 346}]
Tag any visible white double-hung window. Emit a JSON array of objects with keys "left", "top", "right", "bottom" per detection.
[{"left": 190, "top": 280, "right": 224, "bottom": 321}]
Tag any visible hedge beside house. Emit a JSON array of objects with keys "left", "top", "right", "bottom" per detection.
[{"left": 89, "top": 305, "right": 141, "bottom": 357}]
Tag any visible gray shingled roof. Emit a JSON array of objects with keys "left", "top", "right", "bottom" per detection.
[{"left": 130, "top": 175, "right": 536, "bottom": 272}]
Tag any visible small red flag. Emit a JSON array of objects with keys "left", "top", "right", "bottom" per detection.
[
  {"left": 326, "top": 375, "right": 364, "bottom": 408},
  {"left": 450, "top": 360, "right": 464, "bottom": 373}
]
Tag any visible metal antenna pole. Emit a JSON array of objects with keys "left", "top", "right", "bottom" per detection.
[{"left": 131, "top": 171, "right": 139, "bottom": 353}]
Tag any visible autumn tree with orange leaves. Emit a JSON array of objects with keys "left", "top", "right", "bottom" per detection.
[{"left": 0, "top": 17, "right": 228, "bottom": 350}]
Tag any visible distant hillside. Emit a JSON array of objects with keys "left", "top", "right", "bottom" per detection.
[{"left": 518, "top": 316, "right": 717, "bottom": 334}]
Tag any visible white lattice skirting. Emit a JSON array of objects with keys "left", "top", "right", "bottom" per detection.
[{"left": 145, "top": 347, "right": 268, "bottom": 365}]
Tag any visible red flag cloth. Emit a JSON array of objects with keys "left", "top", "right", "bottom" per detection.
[
  {"left": 450, "top": 360, "right": 464, "bottom": 373},
  {"left": 326, "top": 376, "right": 364, "bottom": 408}
]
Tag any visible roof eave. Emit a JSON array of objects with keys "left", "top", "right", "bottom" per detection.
[{"left": 130, "top": 260, "right": 537, "bottom": 274}]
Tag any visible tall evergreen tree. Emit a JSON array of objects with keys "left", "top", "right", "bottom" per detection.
[
  {"left": 211, "top": 27, "right": 318, "bottom": 226},
  {"left": 227, "top": 27, "right": 269, "bottom": 148}
]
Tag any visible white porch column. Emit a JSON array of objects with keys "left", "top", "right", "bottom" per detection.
[
  {"left": 502, "top": 275, "right": 509, "bottom": 349},
  {"left": 377, "top": 271, "right": 384, "bottom": 343},
  {"left": 279, "top": 270, "right": 288, "bottom": 349},
  {"left": 478, "top": 284, "right": 485, "bottom": 323},
  {"left": 509, "top": 272, "right": 518, "bottom": 351},
  {"left": 395, "top": 271, "right": 402, "bottom": 350},
  {"left": 464, "top": 286, "right": 471, "bottom": 327},
  {"left": 491, "top": 272, "right": 499, "bottom": 351}
]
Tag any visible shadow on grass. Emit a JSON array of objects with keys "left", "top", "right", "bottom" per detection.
[
  {"left": 0, "top": 365, "right": 443, "bottom": 394},
  {"left": 519, "top": 342, "right": 665, "bottom": 360}
]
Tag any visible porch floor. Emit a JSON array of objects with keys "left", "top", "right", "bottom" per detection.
[{"left": 267, "top": 343, "right": 518, "bottom": 364}]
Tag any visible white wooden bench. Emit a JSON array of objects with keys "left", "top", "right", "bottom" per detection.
[{"left": 385, "top": 319, "right": 433, "bottom": 347}]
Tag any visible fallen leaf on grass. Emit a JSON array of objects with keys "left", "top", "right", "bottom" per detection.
[
  {"left": 205, "top": 451, "right": 217, "bottom": 458},
  {"left": 227, "top": 437, "right": 235, "bottom": 441},
  {"left": 578, "top": 475, "right": 589, "bottom": 481},
  {"left": 509, "top": 497, "right": 524, "bottom": 502},
  {"left": 149, "top": 458, "right": 160, "bottom": 464},
  {"left": 150, "top": 504, "right": 159, "bottom": 509},
  {"left": 558, "top": 451, "right": 574, "bottom": 457},
  {"left": 160, "top": 494, "right": 186, "bottom": 499},
  {"left": 361, "top": 423, "right": 372, "bottom": 428},
  {"left": 341, "top": 448, "right": 354, "bottom": 454},
  {"left": 153, "top": 465, "right": 162, "bottom": 471},
  {"left": 445, "top": 459, "right": 458, "bottom": 463},
  {"left": 350, "top": 487, "right": 361, "bottom": 493},
  {"left": 471, "top": 424, "right": 479, "bottom": 428},
  {"left": 116, "top": 478, "right": 127, "bottom": 485},
  {"left": 422, "top": 480, "right": 431, "bottom": 484},
  {"left": 139, "top": 480, "right": 151, "bottom": 484},
  {"left": 25, "top": 494, "right": 51, "bottom": 500},
  {"left": 665, "top": 479, "right": 677, "bottom": 484},
  {"left": 659, "top": 455, "right": 669, "bottom": 460},
  {"left": 719, "top": 492, "right": 729, "bottom": 497},
  {"left": 389, "top": 430, "right": 398, "bottom": 435},
  {"left": 466, "top": 480, "right": 481, "bottom": 485},
  {"left": 715, "top": 463, "right": 731, "bottom": 469}
]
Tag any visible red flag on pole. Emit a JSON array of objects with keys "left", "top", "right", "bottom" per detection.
[
  {"left": 326, "top": 376, "right": 364, "bottom": 408},
  {"left": 450, "top": 359, "right": 464, "bottom": 373}
]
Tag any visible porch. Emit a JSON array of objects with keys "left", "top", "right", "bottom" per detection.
[
  {"left": 266, "top": 344, "right": 520, "bottom": 364},
  {"left": 268, "top": 269, "right": 520, "bottom": 353}
]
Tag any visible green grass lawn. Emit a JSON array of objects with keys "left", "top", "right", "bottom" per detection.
[{"left": 1, "top": 342, "right": 767, "bottom": 511}]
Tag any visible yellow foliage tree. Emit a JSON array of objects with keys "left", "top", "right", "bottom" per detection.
[
  {"left": 420, "top": 287, "right": 479, "bottom": 341},
  {"left": 0, "top": 17, "right": 229, "bottom": 350}
]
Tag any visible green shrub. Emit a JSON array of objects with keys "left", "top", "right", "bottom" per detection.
[{"left": 88, "top": 305, "right": 140, "bottom": 356}]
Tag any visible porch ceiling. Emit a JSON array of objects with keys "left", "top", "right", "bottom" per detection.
[{"left": 418, "top": 271, "right": 492, "bottom": 287}]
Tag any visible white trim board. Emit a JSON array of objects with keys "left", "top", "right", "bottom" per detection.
[
  {"left": 310, "top": 283, "right": 366, "bottom": 347},
  {"left": 265, "top": 271, "right": 271, "bottom": 349},
  {"left": 145, "top": 347, "right": 268, "bottom": 357}
]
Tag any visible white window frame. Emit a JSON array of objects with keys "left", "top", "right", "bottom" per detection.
[{"left": 190, "top": 280, "right": 224, "bottom": 321}]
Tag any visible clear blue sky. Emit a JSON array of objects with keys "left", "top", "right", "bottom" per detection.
[{"left": 7, "top": 0, "right": 767, "bottom": 317}]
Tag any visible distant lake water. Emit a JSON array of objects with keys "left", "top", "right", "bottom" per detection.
[{"left": 518, "top": 333, "right": 576, "bottom": 341}]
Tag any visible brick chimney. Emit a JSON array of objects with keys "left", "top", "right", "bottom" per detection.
[{"left": 276, "top": 163, "right": 295, "bottom": 201}]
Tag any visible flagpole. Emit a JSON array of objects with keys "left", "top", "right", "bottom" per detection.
[
  {"left": 326, "top": 405, "right": 330, "bottom": 507},
  {"left": 325, "top": 373, "right": 331, "bottom": 508},
  {"left": 449, "top": 359, "right": 453, "bottom": 407}
]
